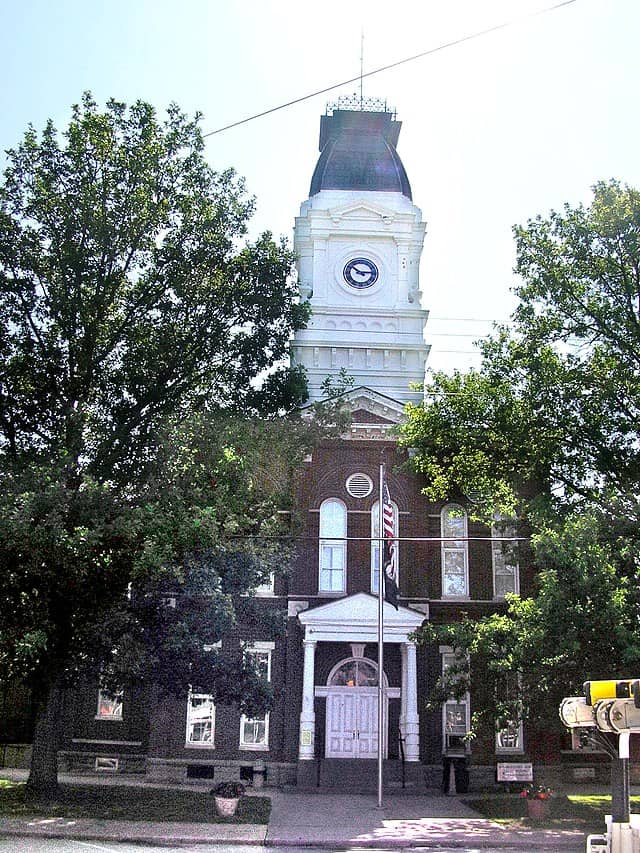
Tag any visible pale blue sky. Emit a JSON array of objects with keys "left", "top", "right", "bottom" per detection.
[{"left": 1, "top": 0, "right": 637, "bottom": 372}]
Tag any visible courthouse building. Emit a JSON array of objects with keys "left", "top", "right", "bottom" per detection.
[{"left": 4, "top": 99, "right": 570, "bottom": 790}]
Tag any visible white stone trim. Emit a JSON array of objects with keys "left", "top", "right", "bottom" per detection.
[{"left": 314, "top": 685, "right": 401, "bottom": 699}]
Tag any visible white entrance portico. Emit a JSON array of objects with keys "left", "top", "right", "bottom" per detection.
[{"left": 297, "top": 593, "right": 426, "bottom": 762}]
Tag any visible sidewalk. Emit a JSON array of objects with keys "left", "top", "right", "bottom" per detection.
[
  {"left": 0, "top": 769, "right": 588, "bottom": 849},
  {"left": 266, "top": 790, "right": 586, "bottom": 849}
]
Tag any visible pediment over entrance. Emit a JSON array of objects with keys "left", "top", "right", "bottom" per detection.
[{"left": 298, "top": 592, "right": 426, "bottom": 644}]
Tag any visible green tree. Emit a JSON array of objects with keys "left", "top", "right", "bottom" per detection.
[
  {"left": 404, "top": 180, "right": 640, "bottom": 522},
  {"left": 0, "top": 93, "right": 308, "bottom": 480},
  {"left": 1, "top": 409, "right": 323, "bottom": 794},
  {"left": 417, "top": 513, "right": 640, "bottom": 736},
  {"left": 0, "top": 94, "right": 311, "bottom": 795},
  {"left": 402, "top": 181, "right": 640, "bottom": 739}
]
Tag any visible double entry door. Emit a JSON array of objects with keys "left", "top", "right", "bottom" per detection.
[{"left": 325, "top": 688, "right": 382, "bottom": 758}]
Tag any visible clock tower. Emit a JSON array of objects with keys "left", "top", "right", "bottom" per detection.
[{"left": 291, "top": 98, "right": 429, "bottom": 404}]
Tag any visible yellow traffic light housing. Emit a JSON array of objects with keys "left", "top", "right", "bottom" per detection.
[{"left": 584, "top": 680, "right": 639, "bottom": 706}]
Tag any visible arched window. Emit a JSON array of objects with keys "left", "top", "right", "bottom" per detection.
[
  {"left": 328, "top": 657, "right": 379, "bottom": 688},
  {"left": 319, "top": 499, "right": 347, "bottom": 592},
  {"left": 371, "top": 500, "right": 399, "bottom": 595},
  {"left": 441, "top": 504, "right": 468, "bottom": 598}
]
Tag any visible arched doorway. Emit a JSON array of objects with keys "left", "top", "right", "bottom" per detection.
[{"left": 325, "top": 657, "right": 388, "bottom": 759}]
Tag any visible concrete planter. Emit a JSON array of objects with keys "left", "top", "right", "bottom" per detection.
[
  {"left": 214, "top": 796, "right": 239, "bottom": 817},
  {"left": 526, "top": 798, "right": 550, "bottom": 820}
]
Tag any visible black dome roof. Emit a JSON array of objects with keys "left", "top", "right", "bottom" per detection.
[{"left": 309, "top": 108, "right": 412, "bottom": 199}]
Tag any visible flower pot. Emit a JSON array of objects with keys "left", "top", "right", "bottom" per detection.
[
  {"left": 214, "top": 796, "right": 239, "bottom": 817},
  {"left": 526, "top": 798, "right": 550, "bottom": 820}
]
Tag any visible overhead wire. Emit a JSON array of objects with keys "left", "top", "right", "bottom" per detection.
[{"left": 203, "top": 0, "right": 577, "bottom": 138}]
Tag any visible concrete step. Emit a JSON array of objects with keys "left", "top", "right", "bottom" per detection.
[{"left": 318, "top": 759, "right": 421, "bottom": 792}]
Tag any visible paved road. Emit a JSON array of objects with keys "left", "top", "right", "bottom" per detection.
[{"left": 0, "top": 843, "right": 579, "bottom": 853}]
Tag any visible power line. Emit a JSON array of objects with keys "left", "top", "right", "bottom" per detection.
[
  {"left": 430, "top": 316, "right": 513, "bottom": 324},
  {"left": 225, "top": 534, "right": 527, "bottom": 543},
  {"left": 203, "top": 0, "right": 577, "bottom": 138},
  {"left": 429, "top": 332, "right": 490, "bottom": 338}
]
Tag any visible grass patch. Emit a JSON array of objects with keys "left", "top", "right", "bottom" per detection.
[
  {"left": 0, "top": 782, "right": 270, "bottom": 824},
  {"left": 463, "top": 793, "right": 613, "bottom": 830}
]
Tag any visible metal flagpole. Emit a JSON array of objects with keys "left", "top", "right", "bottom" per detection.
[{"left": 377, "top": 460, "right": 385, "bottom": 808}]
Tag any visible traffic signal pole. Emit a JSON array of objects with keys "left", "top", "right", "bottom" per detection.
[
  {"left": 611, "top": 732, "right": 630, "bottom": 825},
  {"left": 560, "top": 686, "right": 640, "bottom": 853}
]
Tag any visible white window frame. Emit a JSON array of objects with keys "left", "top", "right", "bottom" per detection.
[
  {"left": 95, "top": 688, "right": 123, "bottom": 721},
  {"left": 239, "top": 642, "right": 274, "bottom": 751},
  {"left": 441, "top": 504, "right": 469, "bottom": 599},
  {"left": 492, "top": 517, "right": 520, "bottom": 600},
  {"left": 370, "top": 500, "right": 399, "bottom": 595},
  {"left": 494, "top": 669, "right": 524, "bottom": 753},
  {"left": 186, "top": 692, "right": 216, "bottom": 748},
  {"left": 441, "top": 647, "right": 470, "bottom": 755},
  {"left": 318, "top": 498, "right": 347, "bottom": 593},
  {"left": 254, "top": 572, "right": 275, "bottom": 597}
]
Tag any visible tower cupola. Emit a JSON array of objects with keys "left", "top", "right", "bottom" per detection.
[
  {"left": 310, "top": 99, "right": 412, "bottom": 199},
  {"left": 292, "top": 99, "right": 429, "bottom": 405}
]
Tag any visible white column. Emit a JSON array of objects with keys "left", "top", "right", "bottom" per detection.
[
  {"left": 298, "top": 638, "right": 316, "bottom": 760},
  {"left": 399, "top": 643, "right": 408, "bottom": 740},
  {"left": 404, "top": 640, "right": 420, "bottom": 762}
]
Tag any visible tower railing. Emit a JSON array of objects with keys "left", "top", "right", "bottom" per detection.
[{"left": 327, "top": 95, "right": 395, "bottom": 116}]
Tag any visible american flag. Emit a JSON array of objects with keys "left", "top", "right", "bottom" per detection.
[{"left": 382, "top": 479, "right": 399, "bottom": 609}]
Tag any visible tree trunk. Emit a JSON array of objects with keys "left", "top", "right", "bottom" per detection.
[{"left": 27, "top": 680, "right": 65, "bottom": 797}]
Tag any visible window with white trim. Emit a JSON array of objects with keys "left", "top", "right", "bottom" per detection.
[
  {"left": 319, "top": 499, "right": 347, "bottom": 593},
  {"left": 370, "top": 500, "right": 399, "bottom": 595},
  {"left": 239, "top": 643, "right": 273, "bottom": 751},
  {"left": 492, "top": 517, "right": 520, "bottom": 599},
  {"left": 96, "top": 688, "right": 123, "bottom": 720},
  {"left": 254, "top": 572, "right": 275, "bottom": 597},
  {"left": 496, "top": 720, "right": 524, "bottom": 753},
  {"left": 441, "top": 649, "right": 470, "bottom": 754},
  {"left": 441, "top": 505, "right": 469, "bottom": 598},
  {"left": 186, "top": 693, "right": 215, "bottom": 747}
]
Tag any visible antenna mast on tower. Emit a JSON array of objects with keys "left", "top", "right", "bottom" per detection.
[{"left": 359, "top": 30, "right": 364, "bottom": 109}]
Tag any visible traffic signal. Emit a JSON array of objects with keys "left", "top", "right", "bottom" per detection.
[
  {"left": 584, "top": 680, "right": 639, "bottom": 706},
  {"left": 594, "top": 699, "right": 617, "bottom": 733},
  {"left": 559, "top": 697, "right": 596, "bottom": 728},
  {"left": 599, "top": 699, "right": 640, "bottom": 734}
]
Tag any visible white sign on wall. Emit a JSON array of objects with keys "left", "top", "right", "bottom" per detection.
[{"left": 496, "top": 762, "right": 533, "bottom": 782}]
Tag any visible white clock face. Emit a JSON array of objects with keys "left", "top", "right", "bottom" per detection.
[{"left": 343, "top": 257, "right": 379, "bottom": 289}]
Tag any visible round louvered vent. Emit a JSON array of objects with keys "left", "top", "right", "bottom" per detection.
[{"left": 345, "top": 473, "right": 373, "bottom": 499}]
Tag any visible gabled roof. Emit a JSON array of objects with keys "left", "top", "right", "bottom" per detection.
[
  {"left": 301, "top": 386, "right": 407, "bottom": 421},
  {"left": 300, "top": 385, "right": 410, "bottom": 440}
]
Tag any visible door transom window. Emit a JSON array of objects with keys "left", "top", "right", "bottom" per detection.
[{"left": 328, "top": 657, "right": 379, "bottom": 688}]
